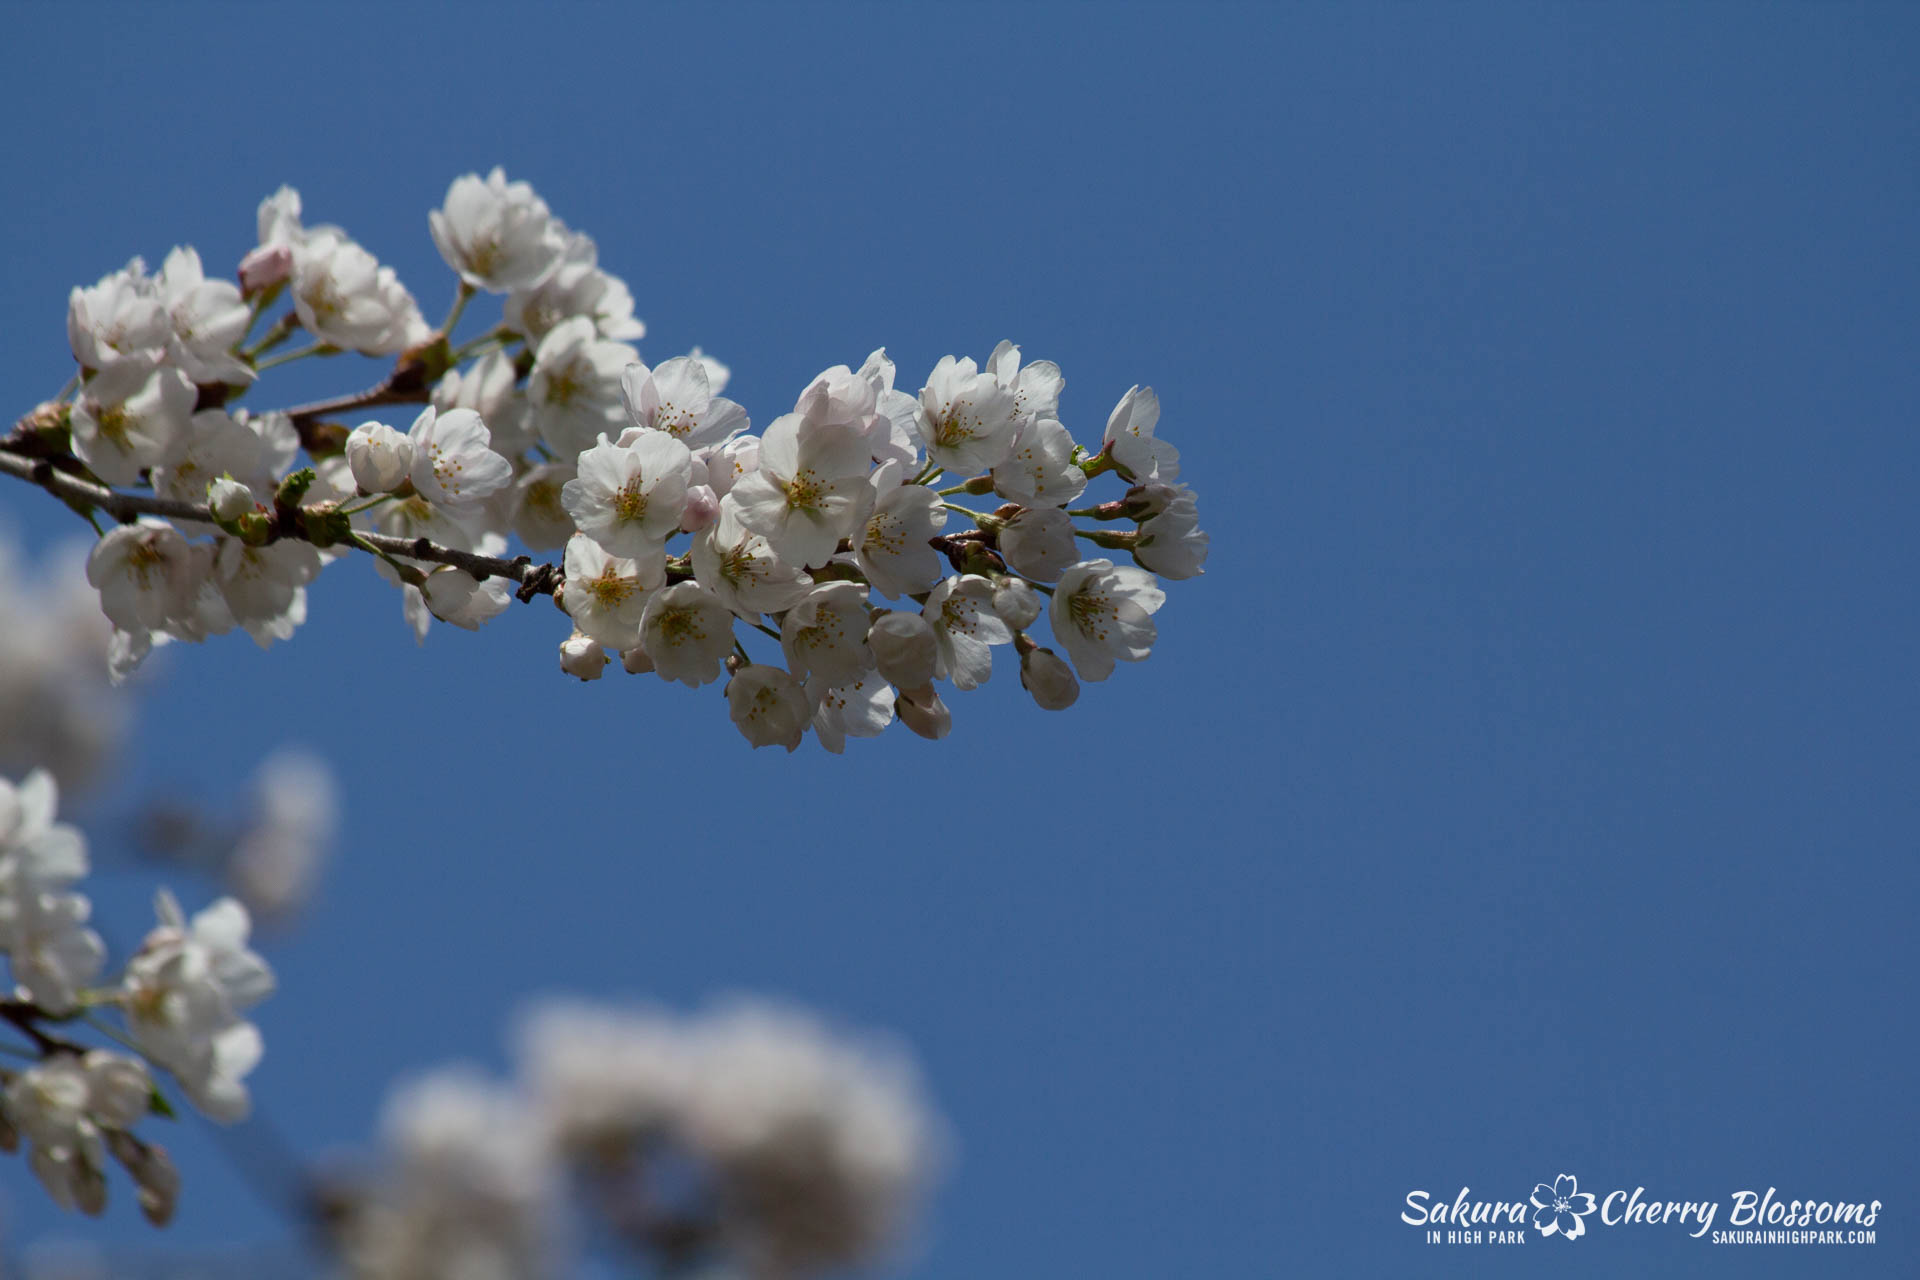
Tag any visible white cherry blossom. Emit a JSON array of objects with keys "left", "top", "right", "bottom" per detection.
[
  {"left": 406, "top": 406, "right": 514, "bottom": 513},
  {"left": 691, "top": 508, "right": 813, "bottom": 619},
  {"left": 701, "top": 434, "right": 761, "bottom": 499},
  {"left": 998, "top": 504, "right": 1078, "bottom": 581},
  {"left": 290, "top": 229, "right": 428, "bottom": 355},
  {"left": 638, "top": 582, "right": 737, "bottom": 688},
  {"left": 992, "top": 415, "right": 1086, "bottom": 507},
  {"left": 122, "top": 891, "right": 274, "bottom": 1123},
  {"left": 213, "top": 538, "right": 320, "bottom": 648},
  {"left": 562, "top": 535, "right": 657, "bottom": 649},
  {"left": 922, "top": 575, "right": 1011, "bottom": 691},
  {"left": 433, "top": 349, "right": 534, "bottom": 456},
  {"left": 1134, "top": 483, "right": 1209, "bottom": 579},
  {"left": 1050, "top": 559, "right": 1166, "bottom": 682},
  {"left": 5, "top": 1052, "right": 151, "bottom": 1214},
  {"left": 620, "top": 356, "right": 748, "bottom": 450},
  {"left": 504, "top": 226, "right": 645, "bottom": 344},
  {"left": 780, "top": 581, "right": 873, "bottom": 687},
  {"left": 985, "top": 340, "right": 1065, "bottom": 422},
  {"left": 510, "top": 462, "right": 577, "bottom": 550},
  {"left": 809, "top": 672, "right": 894, "bottom": 754},
  {"left": 69, "top": 364, "right": 194, "bottom": 487},
  {"left": 914, "top": 355, "right": 1022, "bottom": 474},
  {"left": 528, "top": 316, "right": 637, "bottom": 458},
  {"left": 1103, "top": 385, "right": 1179, "bottom": 481},
  {"left": 894, "top": 684, "right": 952, "bottom": 740},
  {"left": 855, "top": 461, "right": 947, "bottom": 599},
  {"left": 429, "top": 167, "right": 566, "bottom": 293},
  {"left": 85, "top": 521, "right": 202, "bottom": 634},
  {"left": 420, "top": 566, "right": 512, "bottom": 631},
  {"left": 726, "top": 413, "right": 870, "bottom": 567},
  {"left": 688, "top": 346, "right": 731, "bottom": 394},
  {"left": 67, "top": 259, "right": 168, "bottom": 374},
  {"left": 150, "top": 408, "right": 271, "bottom": 508},
  {"left": 868, "top": 613, "right": 938, "bottom": 691},
  {"left": 726, "top": 664, "right": 812, "bottom": 751},
  {"left": 561, "top": 430, "right": 693, "bottom": 558},
  {"left": 156, "top": 246, "right": 253, "bottom": 385}
]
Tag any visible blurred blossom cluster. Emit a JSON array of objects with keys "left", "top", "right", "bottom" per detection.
[
  {"left": 5, "top": 166, "right": 1207, "bottom": 749},
  {"left": 0, "top": 539, "right": 124, "bottom": 791},
  {"left": 325, "top": 998, "right": 942, "bottom": 1280},
  {"left": 0, "top": 770, "right": 276, "bottom": 1225},
  {"left": 139, "top": 749, "right": 341, "bottom": 926}
]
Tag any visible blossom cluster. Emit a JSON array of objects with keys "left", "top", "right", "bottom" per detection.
[
  {"left": 3, "top": 168, "right": 1206, "bottom": 748},
  {"left": 326, "top": 998, "right": 940, "bottom": 1280},
  {"left": 0, "top": 769, "right": 276, "bottom": 1222}
]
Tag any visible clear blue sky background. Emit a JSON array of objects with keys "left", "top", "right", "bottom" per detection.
[{"left": 1, "top": 3, "right": 1916, "bottom": 1276}]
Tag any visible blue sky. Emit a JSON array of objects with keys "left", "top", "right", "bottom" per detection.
[{"left": 2, "top": 2, "right": 1917, "bottom": 1275}]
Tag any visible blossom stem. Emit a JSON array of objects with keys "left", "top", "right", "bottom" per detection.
[
  {"left": 241, "top": 312, "right": 301, "bottom": 361},
  {"left": 0, "top": 1000, "right": 86, "bottom": 1056},
  {"left": 349, "top": 532, "right": 418, "bottom": 581},
  {"left": 939, "top": 502, "right": 988, "bottom": 522},
  {"left": 439, "top": 281, "right": 477, "bottom": 337},
  {"left": 449, "top": 328, "right": 517, "bottom": 365},
  {"left": 78, "top": 1011, "right": 143, "bottom": 1056},
  {"left": 235, "top": 282, "right": 284, "bottom": 349},
  {"left": 52, "top": 373, "right": 79, "bottom": 404},
  {"left": 254, "top": 342, "right": 337, "bottom": 373},
  {"left": 338, "top": 494, "right": 395, "bottom": 517},
  {"left": 1074, "top": 526, "right": 1138, "bottom": 550}
]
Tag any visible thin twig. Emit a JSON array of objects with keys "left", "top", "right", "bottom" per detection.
[{"left": 0, "top": 448, "right": 563, "bottom": 599}]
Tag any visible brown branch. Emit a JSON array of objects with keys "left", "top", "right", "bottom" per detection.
[
  {"left": 0, "top": 999, "right": 87, "bottom": 1057},
  {"left": 272, "top": 343, "right": 441, "bottom": 456},
  {"left": 0, "top": 447, "right": 563, "bottom": 599}
]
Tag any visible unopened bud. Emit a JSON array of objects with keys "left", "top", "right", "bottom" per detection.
[
  {"left": 238, "top": 243, "right": 293, "bottom": 294},
  {"left": 680, "top": 484, "right": 720, "bottom": 533},
  {"left": 345, "top": 422, "right": 413, "bottom": 494},
  {"left": 992, "top": 578, "right": 1041, "bottom": 630},
  {"left": 1019, "top": 646, "right": 1080, "bottom": 711},
  {"left": 207, "top": 475, "right": 257, "bottom": 525},
  {"left": 621, "top": 645, "right": 655, "bottom": 674},
  {"left": 559, "top": 632, "right": 608, "bottom": 681}
]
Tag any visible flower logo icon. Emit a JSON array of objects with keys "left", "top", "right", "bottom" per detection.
[{"left": 1530, "top": 1174, "right": 1598, "bottom": 1240}]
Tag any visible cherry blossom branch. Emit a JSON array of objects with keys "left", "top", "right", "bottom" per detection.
[
  {"left": 0, "top": 998, "right": 87, "bottom": 1057},
  {"left": 0, "top": 447, "right": 563, "bottom": 601}
]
